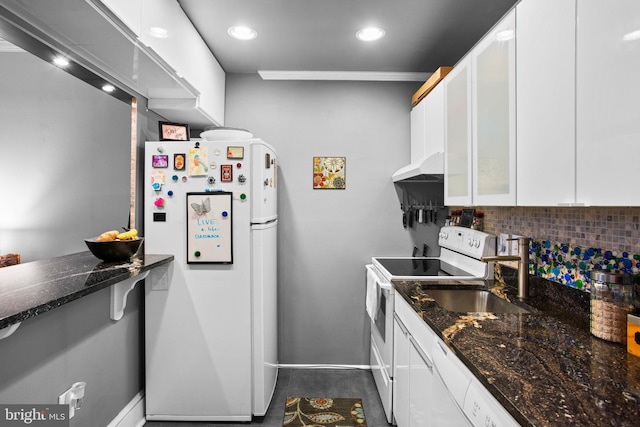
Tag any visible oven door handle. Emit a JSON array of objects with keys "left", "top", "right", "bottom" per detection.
[{"left": 377, "top": 281, "right": 393, "bottom": 291}]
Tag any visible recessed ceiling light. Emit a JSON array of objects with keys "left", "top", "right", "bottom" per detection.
[
  {"left": 228, "top": 26, "right": 257, "bottom": 40},
  {"left": 355, "top": 27, "right": 385, "bottom": 42},
  {"left": 53, "top": 57, "right": 69, "bottom": 67},
  {"left": 149, "top": 26, "right": 169, "bottom": 39},
  {"left": 102, "top": 84, "right": 115, "bottom": 93}
]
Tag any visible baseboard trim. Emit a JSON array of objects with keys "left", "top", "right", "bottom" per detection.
[
  {"left": 278, "top": 364, "right": 371, "bottom": 370},
  {"left": 107, "top": 391, "right": 145, "bottom": 427}
]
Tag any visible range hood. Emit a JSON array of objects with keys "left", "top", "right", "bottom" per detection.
[{"left": 392, "top": 152, "right": 444, "bottom": 183}]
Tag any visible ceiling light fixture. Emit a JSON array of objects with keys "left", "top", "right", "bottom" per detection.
[
  {"left": 53, "top": 57, "right": 69, "bottom": 67},
  {"left": 355, "top": 27, "right": 385, "bottom": 42},
  {"left": 102, "top": 84, "right": 115, "bottom": 93},
  {"left": 228, "top": 26, "right": 257, "bottom": 40},
  {"left": 149, "top": 26, "right": 169, "bottom": 39}
]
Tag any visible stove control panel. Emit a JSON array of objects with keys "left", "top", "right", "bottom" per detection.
[{"left": 438, "top": 226, "right": 496, "bottom": 260}]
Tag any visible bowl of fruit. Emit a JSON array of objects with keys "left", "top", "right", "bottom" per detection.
[{"left": 84, "top": 229, "right": 143, "bottom": 262}]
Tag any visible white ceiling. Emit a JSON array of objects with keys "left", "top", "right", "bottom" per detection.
[{"left": 178, "top": 0, "right": 518, "bottom": 77}]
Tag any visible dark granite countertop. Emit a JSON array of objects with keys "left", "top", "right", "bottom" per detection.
[
  {"left": 393, "top": 265, "right": 640, "bottom": 427},
  {"left": 0, "top": 252, "right": 173, "bottom": 329}
]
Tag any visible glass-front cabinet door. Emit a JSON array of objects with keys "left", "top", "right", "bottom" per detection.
[
  {"left": 444, "top": 57, "right": 473, "bottom": 206},
  {"left": 471, "top": 9, "right": 516, "bottom": 205}
]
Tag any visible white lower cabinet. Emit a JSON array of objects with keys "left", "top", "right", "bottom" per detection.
[
  {"left": 393, "top": 313, "right": 436, "bottom": 427},
  {"left": 394, "top": 296, "right": 518, "bottom": 427},
  {"left": 408, "top": 337, "right": 434, "bottom": 427},
  {"left": 393, "top": 315, "right": 411, "bottom": 427}
]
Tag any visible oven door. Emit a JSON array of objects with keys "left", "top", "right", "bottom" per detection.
[{"left": 366, "top": 264, "right": 395, "bottom": 423}]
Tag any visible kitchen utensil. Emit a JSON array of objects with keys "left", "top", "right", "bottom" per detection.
[
  {"left": 408, "top": 207, "right": 414, "bottom": 227},
  {"left": 402, "top": 192, "right": 408, "bottom": 228}
]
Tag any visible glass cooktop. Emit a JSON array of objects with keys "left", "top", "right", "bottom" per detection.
[{"left": 374, "top": 258, "right": 474, "bottom": 278}]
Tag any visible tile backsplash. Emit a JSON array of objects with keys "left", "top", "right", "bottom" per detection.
[{"left": 453, "top": 206, "right": 640, "bottom": 291}]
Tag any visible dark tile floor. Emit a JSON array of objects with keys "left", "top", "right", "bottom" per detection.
[{"left": 144, "top": 368, "right": 390, "bottom": 426}]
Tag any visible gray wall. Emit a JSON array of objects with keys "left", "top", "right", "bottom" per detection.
[
  {"left": 226, "top": 74, "right": 422, "bottom": 364},
  {"left": 0, "top": 51, "right": 142, "bottom": 426},
  {"left": 0, "top": 53, "right": 130, "bottom": 260}
]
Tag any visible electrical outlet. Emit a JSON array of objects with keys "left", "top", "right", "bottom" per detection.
[
  {"left": 58, "top": 382, "right": 86, "bottom": 419},
  {"left": 509, "top": 235, "right": 523, "bottom": 256},
  {"left": 498, "top": 234, "right": 509, "bottom": 255}
]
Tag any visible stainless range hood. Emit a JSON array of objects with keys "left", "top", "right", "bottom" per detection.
[{"left": 392, "top": 152, "right": 444, "bottom": 183}]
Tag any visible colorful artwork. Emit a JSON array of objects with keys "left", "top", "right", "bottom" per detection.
[
  {"left": 313, "top": 157, "right": 346, "bottom": 189},
  {"left": 528, "top": 239, "right": 640, "bottom": 291},
  {"left": 188, "top": 148, "right": 209, "bottom": 176}
]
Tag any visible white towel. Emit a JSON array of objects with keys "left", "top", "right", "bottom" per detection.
[{"left": 365, "top": 265, "right": 379, "bottom": 321}]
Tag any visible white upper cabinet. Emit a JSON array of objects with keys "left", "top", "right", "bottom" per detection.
[
  {"left": 410, "top": 100, "right": 427, "bottom": 164},
  {"left": 411, "top": 83, "right": 445, "bottom": 164},
  {"left": 100, "top": 0, "right": 142, "bottom": 36},
  {"left": 100, "top": 0, "right": 226, "bottom": 126},
  {"left": 516, "top": 0, "right": 576, "bottom": 206},
  {"left": 139, "top": 0, "right": 225, "bottom": 126},
  {"left": 576, "top": 0, "right": 640, "bottom": 206},
  {"left": 423, "top": 84, "right": 445, "bottom": 159},
  {"left": 471, "top": 9, "right": 516, "bottom": 206},
  {"left": 444, "top": 57, "right": 473, "bottom": 206}
]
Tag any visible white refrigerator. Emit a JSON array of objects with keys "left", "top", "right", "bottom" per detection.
[{"left": 143, "top": 137, "right": 278, "bottom": 421}]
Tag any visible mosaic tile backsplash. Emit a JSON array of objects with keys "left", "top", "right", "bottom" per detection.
[
  {"left": 529, "top": 239, "right": 639, "bottom": 290},
  {"left": 452, "top": 206, "right": 640, "bottom": 292}
]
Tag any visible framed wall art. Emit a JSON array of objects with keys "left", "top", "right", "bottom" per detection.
[
  {"left": 313, "top": 156, "right": 346, "bottom": 189},
  {"left": 159, "top": 121, "right": 190, "bottom": 141}
]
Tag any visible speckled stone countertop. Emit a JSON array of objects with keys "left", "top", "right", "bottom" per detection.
[
  {"left": 0, "top": 252, "right": 173, "bottom": 329},
  {"left": 393, "top": 265, "right": 640, "bottom": 427}
]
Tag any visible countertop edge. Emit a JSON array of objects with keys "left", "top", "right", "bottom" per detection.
[
  {"left": 392, "top": 281, "right": 537, "bottom": 427},
  {"left": 0, "top": 252, "right": 174, "bottom": 330}
]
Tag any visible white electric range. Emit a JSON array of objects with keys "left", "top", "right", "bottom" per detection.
[{"left": 365, "top": 226, "right": 497, "bottom": 424}]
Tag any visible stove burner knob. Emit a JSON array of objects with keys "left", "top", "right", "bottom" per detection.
[{"left": 474, "top": 239, "right": 481, "bottom": 248}]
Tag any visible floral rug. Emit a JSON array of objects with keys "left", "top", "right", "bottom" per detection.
[{"left": 283, "top": 397, "right": 366, "bottom": 426}]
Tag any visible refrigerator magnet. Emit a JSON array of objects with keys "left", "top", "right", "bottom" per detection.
[
  {"left": 188, "top": 147, "right": 209, "bottom": 176},
  {"left": 152, "top": 154, "right": 168, "bottom": 168},
  {"left": 174, "top": 153, "right": 185, "bottom": 170},
  {"left": 227, "top": 146, "right": 244, "bottom": 159},
  {"left": 151, "top": 170, "right": 165, "bottom": 189},
  {"left": 221, "top": 164, "right": 232, "bottom": 182}
]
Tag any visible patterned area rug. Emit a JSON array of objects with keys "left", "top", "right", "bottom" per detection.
[{"left": 283, "top": 397, "right": 367, "bottom": 426}]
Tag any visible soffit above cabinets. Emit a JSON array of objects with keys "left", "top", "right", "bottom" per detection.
[{"left": 0, "top": 0, "right": 217, "bottom": 128}]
